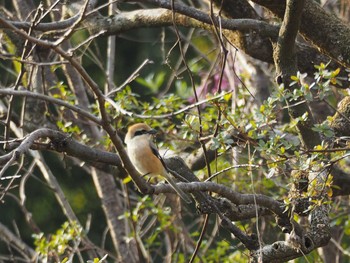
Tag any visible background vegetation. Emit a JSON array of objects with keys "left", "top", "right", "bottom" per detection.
[{"left": 1, "top": 0, "right": 350, "bottom": 262}]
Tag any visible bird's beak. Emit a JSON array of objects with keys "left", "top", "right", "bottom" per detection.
[{"left": 148, "top": 129, "right": 157, "bottom": 135}]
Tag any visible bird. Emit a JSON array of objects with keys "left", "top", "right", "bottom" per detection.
[{"left": 125, "top": 123, "right": 192, "bottom": 203}]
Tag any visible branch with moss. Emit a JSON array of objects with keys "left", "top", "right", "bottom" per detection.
[
  {"left": 2, "top": 0, "right": 350, "bottom": 88},
  {"left": 273, "top": 0, "right": 320, "bottom": 149},
  {"left": 269, "top": 1, "right": 330, "bottom": 261},
  {"left": 252, "top": 0, "right": 350, "bottom": 68}
]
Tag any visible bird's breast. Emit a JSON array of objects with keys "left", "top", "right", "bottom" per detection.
[{"left": 127, "top": 139, "right": 163, "bottom": 176}]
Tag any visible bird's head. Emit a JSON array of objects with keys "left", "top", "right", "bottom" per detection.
[{"left": 125, "top": 123, "right": 157, "bottom": 145}]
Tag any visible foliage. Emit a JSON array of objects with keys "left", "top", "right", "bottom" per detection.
[
  {"left": 1, "top": 1, "right": 350, "bottom": 263},
  {"left": 33, "top": 221, "right": 83, "bottom": 262}
]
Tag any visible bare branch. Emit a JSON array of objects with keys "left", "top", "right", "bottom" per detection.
[
  {"left": 0, "top": 88, "right": 102, "bottom": 125},
  {"left": 0, "top": 128, "right": 123, "bottom": 170},
  {"left": 0, "top": 222, "right": 38, "bottom": 261}
]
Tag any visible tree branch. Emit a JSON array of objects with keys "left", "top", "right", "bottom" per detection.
[
  {"left": 0, "top": 87, "right": 102, "bottom": 125},
  {"left": 3, "top": 1, "right": 350, "bottom": 89},
  {"left": 267, "top": 1, "right": 331, "bottom": 261},
  {"left": 154, "top": 181, "right": 286, "bottom": 216},
  {"left": 253, "top": 0, "right": 350, "bottom": 68},
  {"left": 273, "top": 0, "right": 321, "bottom": 149},
  {"left": 0, "top": 128, "right": 127, "bottom": 177},
  {"left": 0, "top": 222, "right": 38, "bottom": 261}
]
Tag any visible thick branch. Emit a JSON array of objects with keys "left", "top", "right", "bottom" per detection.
[
  {"left": 267, "top": 2, "right": 331, "bottom": 262},
  {"left": 2, "top": 128, "right": 117, "bottom": 162},
  {"left": 251, "top": 205, "right": 330, "bottom": 263},
  {"left": 253, "top": 0, "right": 350, "bottom": 68},
  {"left": 273, "top": 0, "right": 321, "bottom": 149},
  {"left": 275, "top": 0, "right": 304, "bottom": 70},
  {"left": 154, "top": 181, "right": 285, "bottom": 216},
  {"left": 142, "top": 0, "right": 350, "bottom": 88},
  {"left": 0, "top": 7, "right": 278, "bottom": 37},
  {"left": 3, "top": 1, "right": 349, "bottom": 88}
]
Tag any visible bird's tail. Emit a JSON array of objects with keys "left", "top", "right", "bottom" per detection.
[{"left": 163, "top": 172, "right": 192, "bottom": 204}]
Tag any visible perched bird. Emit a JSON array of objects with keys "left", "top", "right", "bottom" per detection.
[{"left": 125, "top": 123, "right": 192, "bottom": 203}]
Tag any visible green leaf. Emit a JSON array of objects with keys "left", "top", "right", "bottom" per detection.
[
  {"left": 290, "top": 75, "right": 299, "bottom": 81},
  {"left": 122, "top": 176, "right": 132, "bottom": 184}
]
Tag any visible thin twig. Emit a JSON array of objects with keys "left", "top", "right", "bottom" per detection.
[
  {"left": 0, "top": 88, "right": 102, "bottom": 125},
  {"left": 54, "top": 0, "right": 91, "bottom": 46},
  {"left": 189, "top": 214, "right": 209, "bottom": 263},
  {"left": 106, "top": 59, "right": 154, "bottom": 96},
  {"left": 106, "top": 90, "right": 232, "bottom": 118}
]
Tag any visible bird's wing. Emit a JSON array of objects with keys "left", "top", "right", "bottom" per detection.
[
  {"left": 149, "top": 141, "right": 170, "bottom": 172},
  {"left": 149, "top": 141, "right": 192, "bottom": 204}
]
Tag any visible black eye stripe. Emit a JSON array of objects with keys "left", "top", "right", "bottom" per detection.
[{"left": 134, "top": 129, "right": 148, "bottom": 136}]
